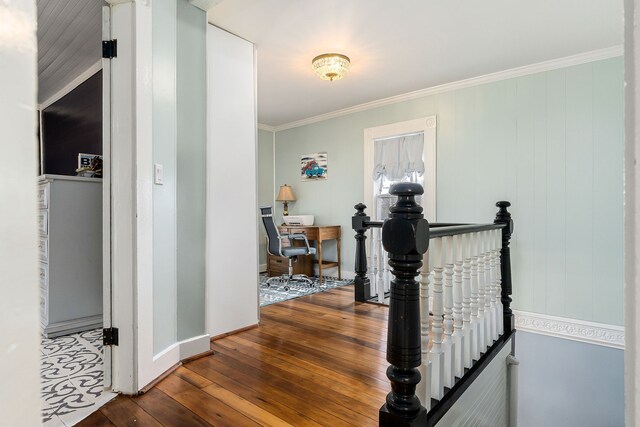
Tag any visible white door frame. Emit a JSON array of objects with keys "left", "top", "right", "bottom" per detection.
[
  {"left": 101, "top": 4, "right": 113, "bottom": 391},
  {"left": 109, "top": 0, "right": 179, "bottom": 392},
  {"left": 108, "top": 0, "right": 211, "bottom": 393},
  {"left": 363, "top": 116, "right": 437, "bottom": 222},
  {"left": 107, "top": 0, "right": 138, "bottom": 394}
]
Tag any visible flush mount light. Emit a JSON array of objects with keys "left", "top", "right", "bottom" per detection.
[{"left": 311, "top": 53, "right": 350, "bottom": 81}]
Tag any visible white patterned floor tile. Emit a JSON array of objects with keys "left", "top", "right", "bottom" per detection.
[
  {"left": 41, "top": 328, "right": 111, "bottom": 425},
  {"left": 42, "top": 415, "right": 66, "bottom": 427},
  {"left": 58, "top": 391, "right": 117, "bottom": 427}
]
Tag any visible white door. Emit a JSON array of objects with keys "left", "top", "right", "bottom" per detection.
[{"left": 101, "top": 5, "right": 113, "bottom": 389}]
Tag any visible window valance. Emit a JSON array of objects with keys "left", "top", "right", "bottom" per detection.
[{"left": 372, "top": 133, "right": 424, "bottom": 181}]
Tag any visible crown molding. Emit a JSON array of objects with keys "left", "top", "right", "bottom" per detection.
[
  {"left": 189, "top": 0, "right": 223, "bottom": 12},
  {"left": 257, "top": 123, "right": 276, "bottom": 132},
  {"left": 514, "top": 310, "right": 624, "bottom": 349},
  {"left": 271, "top": 45, "right": 623, "bottom": 132}
]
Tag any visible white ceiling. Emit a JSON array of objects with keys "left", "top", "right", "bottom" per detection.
[
  {"left": 37, "top": 0, "right": 103, "bottom": 104},
  {"left": 208, "top": 0, "right": 623, "bottom": 127}
]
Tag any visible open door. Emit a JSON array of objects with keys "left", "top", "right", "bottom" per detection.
[{"left": 102, "top": 5, "right": 113, "bottom": 390}]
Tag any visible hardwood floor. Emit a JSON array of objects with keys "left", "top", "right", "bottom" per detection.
[{"left": 78, "top": 285, "right": 389, "bottom": 426}]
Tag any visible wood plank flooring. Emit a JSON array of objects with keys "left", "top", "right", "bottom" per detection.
[{"left": 78, "top": 285, "right": 389, "bottom": 426}]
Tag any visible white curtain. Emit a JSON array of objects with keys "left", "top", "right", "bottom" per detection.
[{"left": 372, "top": 133, "right": 424, "bottom": 181}]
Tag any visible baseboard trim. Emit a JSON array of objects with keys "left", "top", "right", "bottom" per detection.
[
  {"left": 210, "top": 323, "right": 259, "bottom": 341},
  {"left": 259, "top": 263, "right": 267, "bottom": 273},
  {"left": 514, "top": 310, "right": 624, "bottom": 349},
  {"left": 179, "top": 334, "right": 211, "bottom": 360},
  {"left": 41, "top": 315, "right": 103, "bottom": 338}
]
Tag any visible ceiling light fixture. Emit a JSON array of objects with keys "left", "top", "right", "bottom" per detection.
[{"left": 312, "top": 53, "right": 350, "bottom": 82}]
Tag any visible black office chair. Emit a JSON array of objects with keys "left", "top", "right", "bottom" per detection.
[{"left": 260, "top": 206, "right": 316, "bottom": 290}]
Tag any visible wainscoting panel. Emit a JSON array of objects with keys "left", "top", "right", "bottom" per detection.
[{"left": 436, "top": 338, "right": 511, "bottom": 427}]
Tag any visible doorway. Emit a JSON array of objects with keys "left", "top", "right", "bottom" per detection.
[{"left": 36, "top": 1, "right": 114, "bottom": 424}]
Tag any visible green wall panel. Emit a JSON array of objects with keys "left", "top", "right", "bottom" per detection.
[{"left": 273, "top": 57, "right": 623, "bottom": 325}]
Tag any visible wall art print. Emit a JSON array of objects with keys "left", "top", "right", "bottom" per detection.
[{"left": 301, "top": 152, "right": 328, "bottom": 181}]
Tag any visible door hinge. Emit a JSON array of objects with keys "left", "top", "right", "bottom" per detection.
[
  {"left": 103, "top": 327, "right": 119, "bottom": 346},
  {"left": 102, "top": 40, "right": 117, "bottom": 59}
]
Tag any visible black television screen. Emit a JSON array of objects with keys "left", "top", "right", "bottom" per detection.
[{"left": 41, "top": 70, "right": 102, "bottom": 176}]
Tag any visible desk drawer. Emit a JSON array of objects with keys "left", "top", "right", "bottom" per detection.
[
  {"left": 287, "top": 227, "right": 318, "bottom": 240},
  {"left": 268, "top": 256, "right": 288, "bottom": 272}
]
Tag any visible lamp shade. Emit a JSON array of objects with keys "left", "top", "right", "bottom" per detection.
[{"left": 276, "top": 184, "right": 296, "bottom": 202}]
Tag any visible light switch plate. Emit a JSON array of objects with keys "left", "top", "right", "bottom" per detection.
[{"left": 154, "top": 163, "right": 164, "bottom": 185}]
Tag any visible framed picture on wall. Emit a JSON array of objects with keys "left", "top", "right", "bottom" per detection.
[{"left": 301, "top": 152, "right": 328, "bottom": 181}]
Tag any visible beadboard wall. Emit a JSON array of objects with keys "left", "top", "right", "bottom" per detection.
[{"left": 269, "top": 57, "right": 624, "bottom": 326}]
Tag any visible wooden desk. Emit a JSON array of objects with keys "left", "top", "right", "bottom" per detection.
[{"left": 274, "top": 225, "right": 341, "bottom": 285}]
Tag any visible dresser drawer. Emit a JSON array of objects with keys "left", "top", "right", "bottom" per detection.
[
  {"left": 37, "top": 184, "right": 49, "bottom": 209},
  {"left": 39, "top": 290, "right": 48, "bottom": 326},
  {"left": 38, "top": 210, "right": 48, "bottom": 236},
  {"left": 38, "top": 237, "right": 49, "bottom": 261},
  {"left": 38, "top": 262, "right": 49, "bottom": 292}
]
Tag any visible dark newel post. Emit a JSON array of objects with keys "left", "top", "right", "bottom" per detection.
[
  {"left": 379, "top": 183, "right": 429, "bottom": 427},
  {"left": 352, "top": 203, "right": 371, "bottom": 302},
  {"left": 494, "top": 201, "right": 514, "bottom": 332}
]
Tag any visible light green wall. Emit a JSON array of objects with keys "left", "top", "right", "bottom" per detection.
[
  {"left": 152, "top": 0, "right": 178, "bottom": 353},
  {"left": 257, "top": 129, "right": 274, "bottom": 267},
  {"left": 176, "top": 0, "right": 206, "bottom": 341},
  {"left": 153, "top": 0, "right": 208, "bottom": 353},
  {"left": 274, "top": 57, "right": 623, "bottom": 325}
]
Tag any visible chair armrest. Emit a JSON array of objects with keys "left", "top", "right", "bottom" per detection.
[{"left": 281, "top": 233, "right": 312, "bottom": 250}]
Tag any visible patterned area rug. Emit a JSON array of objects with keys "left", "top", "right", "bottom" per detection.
[
  {"left": 41, "top": 329, "right": 116, "bottom": 426},
  {"left": 260, "top": 273, "right": 353, "bottom": 306}
]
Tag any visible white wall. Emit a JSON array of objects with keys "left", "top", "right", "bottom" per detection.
[
  {"left": 206, "top": 24, "right": 259, "bottom": 336},
  {"left": 0, "top": 0, "right": 42, "bottom": 423}
]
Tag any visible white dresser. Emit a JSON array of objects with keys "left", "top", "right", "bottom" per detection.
[{"left": 38, "top": 175, "right": 103, "bottom": 337}]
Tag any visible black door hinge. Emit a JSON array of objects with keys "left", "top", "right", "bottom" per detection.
[
  {"left": 102, "top": 40, "right": 117, "bottom": 59},
  {"left": 103, "top": 327, "right": 119, "bottom": 346}
]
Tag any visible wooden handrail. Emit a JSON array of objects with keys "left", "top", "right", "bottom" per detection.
[{"left": 429, "top": 223, "right": 505, "bottom": 238}]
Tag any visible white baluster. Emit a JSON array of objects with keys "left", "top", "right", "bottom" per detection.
[
  {"left": 368, "top": 228, "right": 375, "bottom": 296},
  {"left": 452, "top": 234, "right": 465, "bottom": 379},
  {"left": 488, "top": 229, "right": 498, "bottom": 341},
  {"left": 417, "top": 249, "right": 432, "bottom": 410},
  {"left": 442, "top": 236, "right": 456, "bottom": 388},
  {"left": 494, "top": 229, "right": 504, "bottom": 336},
  {"left": 469, "top": 232, "right": 480, "bottom": 360},
  {"left": 476, "top": 232, "right": 488, "bottom": 353},
  {"left": 460, "top": 233, "right": 472, "bottom": 369},
  {"left": 483, "top": 231, "right": 493, "bottom": 347},
  {"left": 376, "top": 230, "right": 385, "bottom": 303},
  {"left": 429, "top": 238, "right": 445, "bottom": 400},
  {"left": 383, "top": 249, "right": 391, "bottom": 296}
]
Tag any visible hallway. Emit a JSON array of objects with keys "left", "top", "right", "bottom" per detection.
[{"left": 78, "top": 285, "right": 389, "bottom": 426}]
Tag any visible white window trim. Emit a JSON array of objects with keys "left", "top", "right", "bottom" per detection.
[{"left": 363, "top": 116, "right": 437, "bottom": 221}]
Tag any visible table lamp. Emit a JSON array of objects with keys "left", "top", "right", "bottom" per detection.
[{"left": 276, "top": 184, "right": 296, "bottom": 216}]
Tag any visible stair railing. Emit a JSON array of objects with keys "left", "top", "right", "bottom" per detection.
[{"left": 352, "top": 183, "right": 514, "bottom": 426}]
